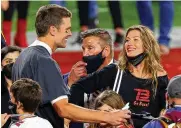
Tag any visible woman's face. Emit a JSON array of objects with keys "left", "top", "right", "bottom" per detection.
[
  {"left": 124, "top": 30, "right": 144, "bottom": 57},
  {"left": 1, "top": 51, "right": 20, "bottom": 67}
]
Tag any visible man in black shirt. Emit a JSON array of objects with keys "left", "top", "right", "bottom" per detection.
[
  {"left": 66, "top": 28, "right": 114, "bottom": 87},
  {"left": 66, "top": 28, "right": 115, "bottom": 128},
  {"left": 12, "top": 4, "right": 131, "bottom": 128}
]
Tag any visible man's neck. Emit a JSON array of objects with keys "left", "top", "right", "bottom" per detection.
[
  {"left": 38, "top": 36, "right": 56, "bottom": 52},
  {"left": 172, "top": 99, "right": 181, "bottom": 106},
  {"left": 97, "top": 57, "right": 112, "bottom": 71}
]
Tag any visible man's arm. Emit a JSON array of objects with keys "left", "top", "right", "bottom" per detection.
[
  {"left": 53, "top": 98, "right": 131, "bottom": 126},
  {"left": 69, "top": 64, "right": 117, "bottom": 104}
]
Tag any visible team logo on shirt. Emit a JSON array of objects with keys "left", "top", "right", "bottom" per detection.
[
  {"left": 15, "top": 121, "right": 24, "bottom": 127},
  {"left": 133, "top": 89, "right": 150, "bottom": 107}
]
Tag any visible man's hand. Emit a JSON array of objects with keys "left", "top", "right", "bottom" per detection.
[
  {"left": 1, "top": 113, "right": 10, "bottom": 127},
  {"left": 106, "top": 109, "right": 131, "bottom": 126},
  {"left": 64, "top": 118, "right": 71, "bottom": 128},
  {"left": 68, "top": 61, "right": 87, "bottom": 87},
  {"left": 1, "top": 1, "right": 9, "bottom": 11}
]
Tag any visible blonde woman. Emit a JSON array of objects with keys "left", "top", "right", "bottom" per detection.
[{"left": 69, "top": 25, "right": 168, "bottom": 128}]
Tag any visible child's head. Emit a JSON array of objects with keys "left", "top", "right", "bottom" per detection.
[
  {"left": 94, "top": 90, "right": 125, "bottom": 111},
  {"left": 91, "top": 90, "right": 133, "bottom": 128},
  {"left": 10, "top": 78, "right": 42, "bottom": 114}
]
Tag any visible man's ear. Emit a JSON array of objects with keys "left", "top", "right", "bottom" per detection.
[
  {"left": 165, "top": 92, "right": 169, "bottom": 101},
  {"left": 49, "top": 26, "right": 57, "bottom": 36},
  {"left": 102, "top": 46, "right": 110, "bottom": 58}
]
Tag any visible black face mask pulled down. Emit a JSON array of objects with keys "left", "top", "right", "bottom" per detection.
[
  {"left": 127, "top": 52, "right": 147, "bottom": 67},
  {"left": 8, "top": 101, "right": 17, "bottom": 114},
  {"left": 83, "top": 50, "right": 105, "bottom": 74},
  {"left": 2, "top": 63, "right": 14, "bottom": 80},
  {"left": 8, "top": 100, "right": 19, "bottom": 124}
]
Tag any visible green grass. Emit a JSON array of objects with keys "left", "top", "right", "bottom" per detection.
[{"left": 6, "top": 1, "right": 181, "bottom": 32}]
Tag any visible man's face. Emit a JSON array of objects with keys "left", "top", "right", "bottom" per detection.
[
  {"left": 82, "top": 36, "right": 103, "bottom": 57},
  {"left": 2, "top": 51, "right": 20, "bottom": 67},
  {"left": 54, "top": 17, "right": 72, "bottom": 48}
]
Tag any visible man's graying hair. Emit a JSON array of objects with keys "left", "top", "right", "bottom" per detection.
[{"left": 80, "top": 28, "right": 113, "bottom": 57}]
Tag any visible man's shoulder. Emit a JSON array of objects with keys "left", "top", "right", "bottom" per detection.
[
  {"left": 104, "top": 63, "right": 117, "bottom": 71},
  {"left": 96, "top": 63, "right": 117, "bottom": 76},
  {"left": 22, "top": 46, "right": 49, "bottom": 55},
  {"left": 21, "top": 46, "right": 51, "bottom": 61},
  {"left": 18, "top": 47, "right": 39, "bottom": 60},
  {"left": 22, "top": 46, "right": 38, "bottom": 53}
]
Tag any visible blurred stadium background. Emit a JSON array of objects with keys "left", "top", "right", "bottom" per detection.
[{"left": 6, "top": 1, "right": 181, "bottom": 78}]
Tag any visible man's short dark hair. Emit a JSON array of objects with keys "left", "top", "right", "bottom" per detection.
[
  {"left": 10, "top": 78, "right": 42, "bottom": 113},
  {"left": 80, "top": 28, "right": 113, "bottom": 57},
  {"left": 1, "top": 46, "right": 21, "bottom": 62},
  {"left": 35, "top": 4, "right": 72, "bottom": 37}
]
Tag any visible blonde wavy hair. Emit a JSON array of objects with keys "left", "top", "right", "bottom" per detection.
[{"left": 118, "top": 25, "right": 165, "bottom": 97}]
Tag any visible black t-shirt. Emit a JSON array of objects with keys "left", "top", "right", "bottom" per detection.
[
  {"left": 12, "top": 46, "right": 70, "bottom": 128},
  {"left": 69, "top": 64, "right": 168, "bottom": 128}
]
